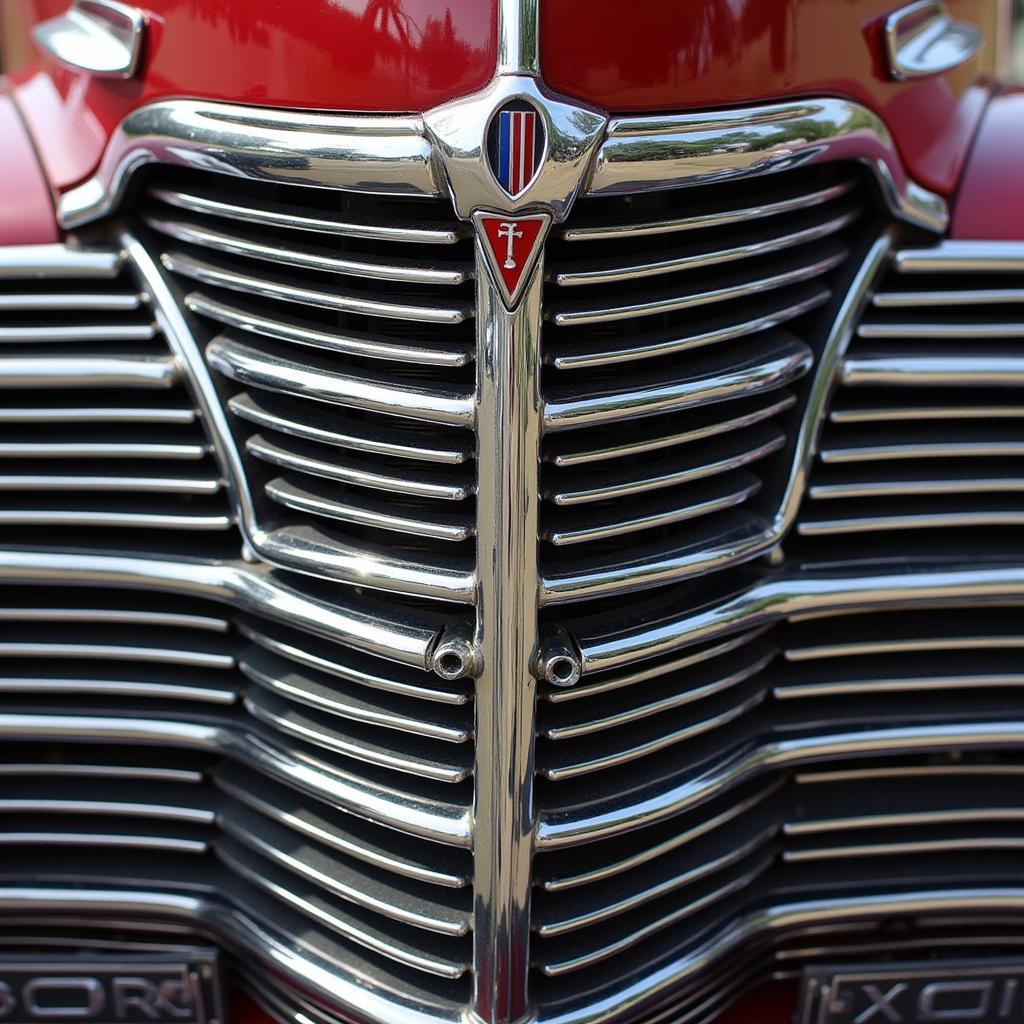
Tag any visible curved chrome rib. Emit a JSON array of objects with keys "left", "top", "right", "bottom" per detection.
[
  {"left": 208, "top": 334, "right": 475, "bottom": 428},
  {"left": 0, "top": 548, "right": 445, "bottom": 670},
  {"left": 576, "top": 561, "right": 1024, "bottom": 676}
]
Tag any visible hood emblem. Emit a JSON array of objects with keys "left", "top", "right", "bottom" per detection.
[
  {"left": 475, "top": 212, "right": 550, "bottom": 308},
  {"left": 488, "top": 101, "right": 545, "bottom": 198}
]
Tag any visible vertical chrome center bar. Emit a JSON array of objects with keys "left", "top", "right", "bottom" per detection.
[
  {"left": 497, "top": 0, "right": 540, "bottom": 76},
  {"left": 471, "top": 237, "right": 544, "bottom": 1024}
]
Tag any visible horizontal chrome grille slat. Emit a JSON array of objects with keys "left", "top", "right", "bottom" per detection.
[
  {"left": 540, "top": 690, "right": 765, "bottom": 782},
  {"left": 237, "top": 619, "right": 468, "bottom": 706},
  {"left": 546, "top": 287, "right": 829, "bottom": 371},
  {"left": 798, "top": 505, "right": 1024, "bottom": 535},
  {"left": 542, "top": 649, "right": 773, "bottom": 741},
  {"left": 229, "top": 392, "right": 472, "bottom": 465},
  {"left": 0, "top": 473, "right": 222, "bottom": 494},
  {"left": 548, "top": 243, "right": 848, "bottom": 326},
  {"left": 247, "top": 434, "right": 472, "bottom": 501},
  {"left": 874, "top": 288, "right": 1024, "bottom": 306},
  {"left": 0, "top": 440, "right": 209, "bottom": 459},
  {"left": 858, "top": 321, "right": 1024, "bottom": 339},
  {"left": 145, "top": 214, "right": 471, "bottom": 286},
  {"left": 0, "top": 292, "right": 143, "bottom": 311},
  {"left": 821, "top": 438, "right": 1024, "bottom": 462},
  {"left": 0, "top": 356, "right": 179, "bottom": 388},
  {"left": 561, "top": 179, "right": 857, "bottom": 242},
  {"left": 545, "top": 394, "right": 796, "bottom": 468},
  {"left": 0, "top": 246, "right": 121, "bottom": 278},
  {"left": 208, "top": 333, "right": 475, "bottom": 427},
  {"left": 186, "top": 292, "right": 473, "bottom": 367},
  {"left": 543, "top": 335, "right": 812, "bottom": 430},
  {"left": 162, "top": 251, "right": 472, "bottom": 325},
  {"left": 0, "top": 405, "right": 197, "bottom": 424},
  {"left": 266, "top": 477, "right": 474, "bottom": 543},
  {"left": 842, "top": 353, "right": 1024, "bottom": 386},
  {"left": 774, "top": 673, "right": 1024, "bottom": 699},
  {"left": 0, "top": 676, "right": 236, "bottom": 702},
  {"left": 830, "top": 402, "right": 1024, "bottom": 423},
  {"left": 147, "top": 186, "right": 466, "bottom": 245},
  {"left": 544, "top": 473, "right": 761, "bottom": 547},
  {"left": 0, "top": 323, "right": 156, "bottom": 343},
  {"left": 552, "top": 207, "right": 859, "bottom": 287},
  {"left": 0, "top": 508, "right": 233, "bottom": 531},
  {"left": 546, "top": 427, "right": 784, "bottom": 506},
  {"left": 809, "top": 468, "right": 1024, "bottom": 499},
  {"left": 256, "top": 524, "right": 476, "bottom": 603},
  {"left": 240, "top": 647, "right": 469, "bottom": 743},
  {"left": 541, "top": 513, "right": 771, "bottom": 605}
]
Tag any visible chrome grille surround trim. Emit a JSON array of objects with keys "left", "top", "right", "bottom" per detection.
[
  {"left": 59, "top": 101, "right": 441, "bottom": 227},
  {"left": 9, "top": 82, "right": 1003, "bottom": 1024},
  {"left": 587, "top": 99, "right": 948, "bottom": 232},
  {"left": 58, "top": 97, "right": 947, "bottom": 234}
]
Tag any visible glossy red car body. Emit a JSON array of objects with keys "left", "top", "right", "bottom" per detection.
[
  {"left": 0, "top": 0, "right": 1005, "bottom": 198},
  {"left": 0, "top": 2, "right": 1020, "bottom": 1022}
]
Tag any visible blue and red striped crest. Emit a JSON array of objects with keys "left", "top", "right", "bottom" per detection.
[{"left": 490, "top": 105, "right": 543, "bottom": 197}]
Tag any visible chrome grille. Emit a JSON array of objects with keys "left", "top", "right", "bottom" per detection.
[
  {"left": 800, "top": 241, "right": 1024, "bottom": 541},
  {"left": 4, "top": 88, "right": 1024, "bottom": 1024},
  {"left": 539, "top": 166, "right": 866, "bottom": 605},
  {"left": 142, "top": 169, "right": 479, "bottom": 602},
  {"left": 0, "top": 249, "right": 230, "bottom": 534}
]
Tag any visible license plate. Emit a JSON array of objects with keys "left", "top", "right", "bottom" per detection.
[
  {"left": 799, "top": 959, "right": 1024, "bottom": 1024},
  {"left": 0, "top": 950, "right": 223, "bottom": 1024}
]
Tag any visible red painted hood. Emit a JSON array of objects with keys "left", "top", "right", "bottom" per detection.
[{"left": 0, "top": 0, "right": 1000, "bottom": 198}]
